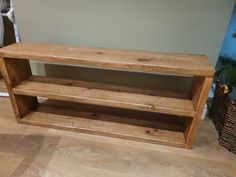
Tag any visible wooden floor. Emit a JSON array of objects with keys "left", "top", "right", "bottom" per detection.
[{"left": 0, "top": 81, "right": 236, "bottom": 176}]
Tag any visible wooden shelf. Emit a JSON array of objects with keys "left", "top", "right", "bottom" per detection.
[
  {"left": 0, "top": 43, "right": 215, "bottom": 77},
  {"left": 12, "top": 76, "right": 196, "bottom": 117},
  {"left": 0, "top": 42, "right": 214, "bottom": 149},
  {"left": 20, "top": 99, "right": 186, "bottom": 148}
]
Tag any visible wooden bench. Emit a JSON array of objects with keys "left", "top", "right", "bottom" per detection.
[{"left": 0, "top": 43, "right": 215, "bottom": 149}]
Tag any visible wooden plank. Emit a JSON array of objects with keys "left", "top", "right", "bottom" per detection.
[
  {"left": 191, "top": 76, "right": 207, "bottom": 109},
  {"left": 0, "top": 58, "right": 32, "bottom": 87},
  {"left": 27, "top": 76, "right": 190, "bottom": 99},
  {"left": 0, "top": 58, "right": 38, "bottom": 119},
  {"left": 20, "top": 100, "right": 185, "bottom": 148},
  {"left": 0, "top": 43, "right": 215, "bottom": 77},
  {"left": 185, "top": 77, "right": 213, "bottom": 149},
  {"left": 37, "top": 98, "right": 186, "bottom": 132},
  {"left": 12, "top": 76, "right": 196, "bottom": 117}
]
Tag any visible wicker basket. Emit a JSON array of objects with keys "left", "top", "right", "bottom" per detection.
[{"left": 210, "top": 82, "right": 236, "bottom": 153}]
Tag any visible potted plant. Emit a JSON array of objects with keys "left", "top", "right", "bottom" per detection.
[{"left": 215, "top": 56, "right": 236, "bottom": 99}]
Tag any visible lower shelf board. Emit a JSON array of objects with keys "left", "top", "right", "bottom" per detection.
[{"left": 19, "top": 99, "right": 186, "bottom": 148}]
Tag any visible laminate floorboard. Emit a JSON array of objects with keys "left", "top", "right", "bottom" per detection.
[{"left": 0, "top": 96, "right": 235, "bottom": 177}]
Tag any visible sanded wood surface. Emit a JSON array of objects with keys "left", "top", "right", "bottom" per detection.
[
  {"left": 20, "top": 99, "right": 185, "bottom": 148},
  {"left": 185, "top": 77, "right": 213, "bottom": 148},
  {"left": 0, "top": 43, "right": 215, "bottom": 149},
  {"left": 12, "top": 76, "right": 195, "bottom": 117},
  {"left": 0, "top": 43, "right": 215, "bottom": 76},
  {"left": 0, "top": 58, "right": 38, "bottom": 119}
]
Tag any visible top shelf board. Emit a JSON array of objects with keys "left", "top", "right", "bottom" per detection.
[{"left": 0, "top": 43, "right": 215, "bottom": 77}]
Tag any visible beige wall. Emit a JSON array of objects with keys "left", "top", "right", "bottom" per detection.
[{"left": 13, "top": 0, "right": 235, "bottom": 90}]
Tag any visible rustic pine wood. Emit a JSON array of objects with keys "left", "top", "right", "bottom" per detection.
[
  {"left": 0, "top": 43, "right": 214, "bottom": 76},
  {"left": 0, "top": 57, "right": 38, "bottom": 119},
  {"left": 19, "top": 99, "right": 186, "bottom": 148},
  {"left": 0, "top": 43, "right": 215, "bottom": 149},
  {"left": 24, "top": 76, "right": 191, "bottom": 99},
  {"left": 184, "top": 76, "right": 213, "bottom": 149},
  {"left": 12, "top": 76, "right": 195, "bottom": 117}
]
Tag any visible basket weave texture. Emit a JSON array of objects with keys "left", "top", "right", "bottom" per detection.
[{"left": 210, "top": 82, "right": 236, "bottom": 153}]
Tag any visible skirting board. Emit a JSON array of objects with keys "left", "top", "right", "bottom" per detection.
[{"left": 0, "top": 92, "right": 9, "bottom": 97}]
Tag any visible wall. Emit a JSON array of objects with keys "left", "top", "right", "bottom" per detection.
[
  {"left": 12, "top": 0, "right": 235, "bottom": 91},
  {"left": 0, "top": 16, "right": 3, "bottom": 47},
  {"left": 220, "top": 3, "right": 236, "bottom": 60}
]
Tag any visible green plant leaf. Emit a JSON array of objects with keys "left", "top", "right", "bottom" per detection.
[{"left": 216, "top": 56, "right": 236, "bottom": 87}]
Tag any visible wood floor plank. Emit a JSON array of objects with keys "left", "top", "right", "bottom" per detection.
[
  {"left": 0, "top": 97, "right": 236, "bottom": 177},
  {"left": 0, "top": 152, "right": 25, "bottom": 177}
]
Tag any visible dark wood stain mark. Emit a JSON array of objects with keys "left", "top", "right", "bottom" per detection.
[
  {"left": 96, "top": 52, "right": 103, "bottom": 55},
  {"left": 137, "top": 58, "right": 153, "bottom": 62}
]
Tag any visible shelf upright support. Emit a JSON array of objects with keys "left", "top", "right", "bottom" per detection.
[
  {"left": 184, "top": 76, "right": 213, "bottom": 149},
  {"left": 0, "top": 57, "right": 38, "bottom": 120}
]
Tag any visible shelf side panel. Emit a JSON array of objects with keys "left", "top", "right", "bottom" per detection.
[
  {"left": 185, "top": 76, "right": 213, "bottom": 148},
  {"left": 0, "top": 57, "right": 38, "bottom": 119}
]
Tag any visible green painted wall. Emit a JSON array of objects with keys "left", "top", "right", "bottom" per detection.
[{"left": 13, "top": 0, "right": 235, "bottom": 91}]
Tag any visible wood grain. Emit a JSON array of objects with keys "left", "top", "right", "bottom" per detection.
[
  {"left": 12, "top": 76, "right": 195, "bottom": 117},
  {"left": 19, "top": 99, "right": 185, "bottom": 148},
  {"left": 0, "top": 43, "right": 215, "bottom": 76},
  {"left": 36, "top": 98, "right": 186, "bottom": 132},
  {"left": 28, "top": 76, "right": 190, "bottom": 99},
  {"left": 0, "top": 43, "right": 215, "bottom": 149},
  {"left": 185, "top": 77, "right": 213, "bottom": 148},
  {"left": 0, "top": 57, "right": 38, "bottom": 119}
]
